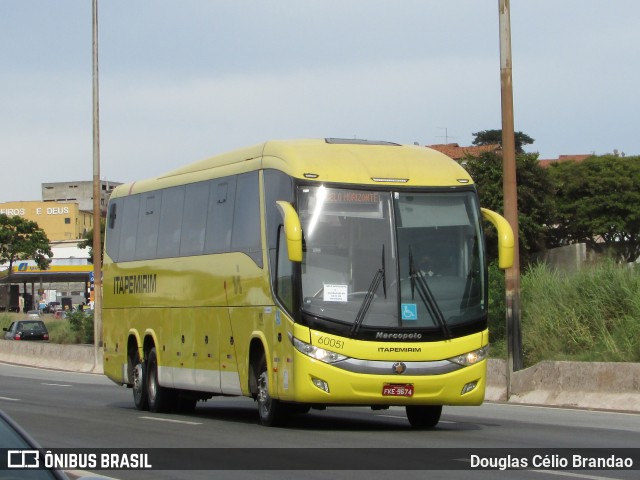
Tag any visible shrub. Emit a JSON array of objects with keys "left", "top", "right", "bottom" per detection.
[
  {"left": 66, "top": 310, "right": 95, "bottom": 344},
  {"left": 520, "top": 261, "right": 640, "bottom": 365}
]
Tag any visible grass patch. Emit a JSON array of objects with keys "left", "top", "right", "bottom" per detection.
[{"left": 489, "top": 260, "right": 640, "bottom": 365}]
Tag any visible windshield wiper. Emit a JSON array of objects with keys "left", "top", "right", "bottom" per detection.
[
  {"left": 409, "top": 248, "right": 451, "bottom": 339},
  {"left": 351, "top": 245, "right": 386, "bottom": 337}
]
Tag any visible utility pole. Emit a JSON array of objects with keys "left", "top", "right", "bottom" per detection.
[
  {"left": 92, "top": 0, "right": 103, "bottom": 367},
  {"left": 498, "top": 0, "right": 523, "bottom": 398}
]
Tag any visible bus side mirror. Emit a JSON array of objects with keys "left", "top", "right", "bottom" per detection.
[
  {"left": 276, "top": 201, "right": 303, "bottom": 263},
  {"left": 481, "top": 208, "right": 514, "bottom": 269}
]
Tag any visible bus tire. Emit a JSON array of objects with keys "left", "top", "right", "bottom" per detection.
[
  {"left": 406, "top": 405, "right": 442, "bottom": 428},
  {"left": 132, "top": 353, "right": 149, "bottom": 411},
  {"left": 146, "top": 347, "right": 177, "bottom": 413},
  {"left": 256, "top": 354, "right": 289, "bottom": 427}
]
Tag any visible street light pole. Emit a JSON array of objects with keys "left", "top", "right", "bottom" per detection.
[
  {"left": 92, "top": 0, "right": 103, "bottom": 367},
  {"left": 498, "top": 0, "right": 523, "bottom": 398}
]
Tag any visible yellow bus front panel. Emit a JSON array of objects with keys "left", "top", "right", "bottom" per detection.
[{"left": 287, "top": 352, "right": 487, "bottom": 406}]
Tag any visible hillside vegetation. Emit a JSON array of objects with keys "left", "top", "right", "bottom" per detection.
[{"left": 489, "top": 260, "right": 640, "bottom": 366}]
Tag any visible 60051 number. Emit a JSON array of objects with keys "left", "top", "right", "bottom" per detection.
[{"left": 317, "top": 336, "right": 345, "bottom": 349}]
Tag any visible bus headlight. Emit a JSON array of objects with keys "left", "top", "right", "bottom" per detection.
[
  {"left": 448, "top": 346, "right": 488, "bottom": 366},
  {"left": 292, "top": 337, "right": 348, "bottom": 364}
]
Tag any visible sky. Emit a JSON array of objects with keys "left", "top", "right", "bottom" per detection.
[{"left": 1, "top": 0, "right": 639, "bottom": 203}]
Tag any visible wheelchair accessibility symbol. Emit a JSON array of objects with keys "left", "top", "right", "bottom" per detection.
[{"left": 401, "top": 304, "right": 417, "bottom": 320}]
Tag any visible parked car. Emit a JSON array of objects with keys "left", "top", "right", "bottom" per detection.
[
  {"left": 43, "top": 302, "right": 61, "bottom": 313},
  {"left": 3, "top": 320, "right": 49, "bottom": 341},
  {"left": 0, "top": 409, "right": 69, "bottom": 479},
  {"left": 27, "top": 309, "right": 42, "bottom": 318}
]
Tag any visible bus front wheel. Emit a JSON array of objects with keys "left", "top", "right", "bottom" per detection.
[
  {"left": 406, "top": 405, "right": 442, "bottom": 428},
  {"left": 256, "top": 355, "right": 289, "bottom": 427}
]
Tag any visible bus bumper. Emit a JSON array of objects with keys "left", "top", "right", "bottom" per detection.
[{"left": 286, "top": 352, "right": 487, "bottom": 406}]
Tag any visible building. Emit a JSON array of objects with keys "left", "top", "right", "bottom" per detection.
[
  {"left": 427, "top": 143, "right": 502, "bottom": 161},
  {"left": 0, "top": 240, "right": 92, "bottom": 311},
  {"left": 0, "top": 180, "right": 121, "bottom": 311},
  {"left": 0, "top": 201, "right": 93, "bottom": 241},
  {"left": 42, "top": 180, "right": 122, "bottom": 214},
  {"left": 1, "top": 179, "right": 122, "bottom": 241}
]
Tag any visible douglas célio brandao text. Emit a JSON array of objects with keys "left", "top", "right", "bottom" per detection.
[{"left": 470, "top": 453, "right": 634, "bottom": 470}]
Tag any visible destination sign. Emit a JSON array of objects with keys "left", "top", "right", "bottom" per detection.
[
  {"left": 325, "top": 191, "right": 380, "bottom": 204},
  {"left": 321, "top": 189, "right": 384, "bottom": 218}
]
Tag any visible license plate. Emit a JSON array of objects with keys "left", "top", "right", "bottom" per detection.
[{"left": 382, "top": 384, "right": 414, "bottom": 397}]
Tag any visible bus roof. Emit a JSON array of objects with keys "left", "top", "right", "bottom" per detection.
[{"left": 111, "top": 139, "right": 474, "bottom": 197}]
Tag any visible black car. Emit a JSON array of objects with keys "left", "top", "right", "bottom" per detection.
[
  {"left": 0, "top": 409, "right": 69, "bottom": 479},
  {"left": 3, "top": 320, "right": 49, "bottom": 341}
]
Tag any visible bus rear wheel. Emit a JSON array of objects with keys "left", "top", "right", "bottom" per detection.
[
  {"left": 405, "top": 405, "right": 442, "bottom": 428},
  {"left": 146, "top": 347, "right": 177, "bottom": 413},
  {"left": 256, "top": 355, "right": 289, "bottom": 427},
  {"left": 132, "top": 354, "right": 148, "bottom": 411}
]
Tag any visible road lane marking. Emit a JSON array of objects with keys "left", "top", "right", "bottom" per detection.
[
  {"left": 531, "top": 470, "right": 626, "bottom": 480},
  {"left": 0, "top": 396, "right": 20, "bottom": 401},
  {"left": 66, "top": 471, "right": 118, "bottom": 479},
  {"left": 458, "top": 459, "right": 626, "bottom": 480},
  {"left": 140, "top": 416, "right": 203, "bottom": 425},
  {"left": 42, "top": 383, "right": 72, "bottom": 387}
]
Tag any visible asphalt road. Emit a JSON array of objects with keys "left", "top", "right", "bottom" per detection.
[{"left": 0, "top": 362, "right": 638, "bottom": 480}]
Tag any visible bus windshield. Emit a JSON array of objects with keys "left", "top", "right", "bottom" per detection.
[{"left": 298, "top": 186, "right": 486, "bottom": 332}]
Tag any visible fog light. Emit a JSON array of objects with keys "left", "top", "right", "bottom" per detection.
[
  {"left": 461, "top": 381, "right": 478, "bottom": 395},
  {"left": 311, "top": 377, "right": 330, "bottom": 393}
]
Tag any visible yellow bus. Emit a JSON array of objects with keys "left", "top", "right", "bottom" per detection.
[{"left": 102, "top": 138, "right": 513, "bottom": 428}]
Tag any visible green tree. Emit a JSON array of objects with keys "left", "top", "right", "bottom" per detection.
[
  {"left": 548, "top": 155, "right": 640, "bottom": 262},
  {"left": 0, "top": 214, "right": 53, "bottom": 276},
  {"left": 464, "top": 151, "right": 555, "bottom": 264},
  {"left": 472, "top": 129, "right": 535, "bottom": 154},
  {"left": 78, "top": 219, "right": 105, "bottom": 264}
]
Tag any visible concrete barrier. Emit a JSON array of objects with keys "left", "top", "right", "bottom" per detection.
[
  {"left": 1, "top": 341, "right": 638, "bottom": 412},
  {"left": 0, "top": 340, "right": 103, "bottom": 374},
  {"left": 486, "top": 359, "right": 640, "bottom": 412}
]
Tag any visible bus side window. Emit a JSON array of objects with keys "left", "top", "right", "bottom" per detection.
[
  {"left": 105, "top": 200, "right": 121, "bottom": 261},
  {"left": 180, "top": 182, "right": 210, "bottom": 256},
  {"left": 157, "top": 186, "right": 185, "bottom": 258},
  {"left": 205, "top": 178, "right": 236, "bottom": 254},
  {"left": 264, "top": 170, "right": 295, "bottom": 288},
  {"left": 276, "top": 226, "right": 294, "bottom": 313},
  {"left": 135, "top": 193, "right": 160, "bottom": 260},
  {"left": 118, "top": 195, "right": 140, "bottom": 262},
  {"left": 108, "top": 202, "right": 117, "bottom": 229},
  {"left": 232, "top": 172, "right": 262, "bottom": 266}
]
